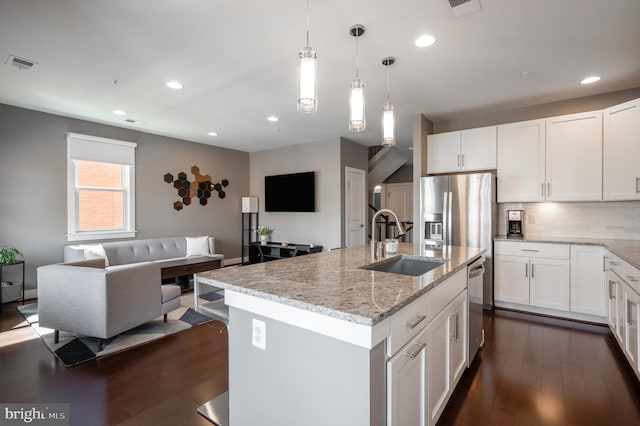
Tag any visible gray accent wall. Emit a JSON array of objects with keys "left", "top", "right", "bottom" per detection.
[
  {"left": 0, "top": 104, "right": 249, "bottom": 291},
  {"left": 249, "top": 138, "right": 343, "bottom": 251},
  {"left": 340, "top": 137, "right": 368, "bottom": 248}
]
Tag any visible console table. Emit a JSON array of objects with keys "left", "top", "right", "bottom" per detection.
[
  {"left": 248, "top": 242, "right": 322, "bottom": 264},
  {"left": 0, "top": 260, "right": 25, "bottom": 313},
  {"left": 161, "top": 257, "right": 222, "bottom": 291}
]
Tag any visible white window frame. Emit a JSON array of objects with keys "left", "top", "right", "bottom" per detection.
[{"left": 67, "top": 133, "right": 137, "bottom": 241}]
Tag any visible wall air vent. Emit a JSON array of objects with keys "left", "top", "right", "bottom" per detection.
[
  {"left": 447, "top": 0, "right": 482, "bottom": 18},
  {"left": 6, "top": 55, "right": 38, "bottom": 70}
]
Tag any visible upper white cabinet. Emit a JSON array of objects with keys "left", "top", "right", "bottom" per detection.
[
  {"left": 603, "top": 99, "right": 640, "bottom": 200},
  {"left": 427, "top": 126, "right": 496, "bottom": 174},
  {"left": 497, "top": 111, "right": 603, "bottom": 202},
  {"left": 545, "top": 111, "right": 602, "bottom": 201},
  {"left": 497, "top": 119, "right": 546, "bottom": 202}
]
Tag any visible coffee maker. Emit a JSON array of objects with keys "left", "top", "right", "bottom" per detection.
[{"left": 507, "top": 210, "right": 524, "bottom": 238}]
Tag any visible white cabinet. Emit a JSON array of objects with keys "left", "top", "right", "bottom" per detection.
[
  {"left": 497, "top": 111, "right": 603, "bottom": 203},
  {"left": 494, "top": 241, "right": 570, "bottom": 312},
  {"left": 427, "top": 126, "right": 496, "bottom": 174},
  {"left": 625, "top": 285, "right": 640, "bottom": 370},
  {"left": 529, "top": 258, "right": 570, "bottom": 311},
  {"left": 386, "top": 268, "right": 468, "bottom": 426},
  {"left": 545, "top": 111, "right": 603, "bottom": 201},
  {"left": 571, "top": 245, "right": 606, "bottom": 316},
  {"left": 603, "top": 98, "right": 640, "bottom": 201},
  {"left": 497, "top": 119, "right": 546, "bottom": 202},
  {"left": 494, "top": 255, "right": 530, "bottom": 304},
  {"left": 426, "top": 290, "right": 467, "bottom": 426},
  {"left": 387, "top": 327, "right": 427, "bottom": 426},
  {"left": 607, "top": 269, "right": 622, "bottom": 343}
]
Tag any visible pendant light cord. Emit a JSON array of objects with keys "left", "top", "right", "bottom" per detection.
[
  {"left": 355, "top": 33, "right": 360, "bottom": 78},
  {"left": 386, "top": 67, "right": 390, "bottom": 101},
  {"left": 305, "top": 0, "right": 310, "bottom": 46}
]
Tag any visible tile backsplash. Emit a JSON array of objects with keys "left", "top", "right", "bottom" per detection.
[{"left": 498, "top": 201, "right": 640, "bottom": 240}]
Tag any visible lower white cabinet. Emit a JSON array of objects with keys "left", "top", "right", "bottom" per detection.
[
  {"left": 495, "top": 255, "right": 530, "bottom": 304},
  {"left": 607, "top": 269, "right": 622, "bottom": 343},
  {"left": 386, "top": 277, "right": 468, "bottom": 426},
  {"left": 571, "top": 245, "right": 606, "bottom": 316},
  {"left": 529, "top": 258, "right": 570, "bottom": 311},
  {"left": 387, "top": 327, "right": 428, "bottom": 426},
  {"left": 427, "top": 290, "right": 467, "bottom": 426}
]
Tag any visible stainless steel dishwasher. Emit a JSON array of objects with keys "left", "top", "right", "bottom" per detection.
[{"left": 468, "top": 255, "right": 485, "bottom": 365}]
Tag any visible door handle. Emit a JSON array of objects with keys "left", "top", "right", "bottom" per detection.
[{"left": 404, "top": 342, "right": 427, "bottom": 360}]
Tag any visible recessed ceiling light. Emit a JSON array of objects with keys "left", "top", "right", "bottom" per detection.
[
  {"left": 112, "top": 110, "right": 126, "bottom": 116},
  {"left": 207, "top": 132, "right": 218, "bottom": 136},
  {"left": 581, "top": 76, "right": 601, "bottom": 85},
  {"left": 415, "top": 34, "right": 436, "bottom": 47},
  {"left": 166, "top": 81, "right": 184, "bottom": 90},
  {"left": 267, "top": 116, "right": 279, "bottom": 122}
]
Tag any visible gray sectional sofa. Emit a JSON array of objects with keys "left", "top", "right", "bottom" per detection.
[{"left": 37, "top": 236, "right": 223, "bottom": 350}]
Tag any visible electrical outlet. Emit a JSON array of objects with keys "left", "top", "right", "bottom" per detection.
[
  {"left": 252, "top": 319, "right": 266, "bottom": 350},
  {"left": 527, "top": 214, "right": 536, "bottom": 224}
]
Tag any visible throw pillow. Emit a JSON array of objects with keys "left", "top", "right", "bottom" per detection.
[
  {"left": 186, "top": 236, "right": 210, "bottom": 256},
  {"left": 80, "top": 244, "right": 110, "bottom": 267}
]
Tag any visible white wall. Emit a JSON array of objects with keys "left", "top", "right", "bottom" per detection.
[{"left": 249, "top": 139, "right": 342, "bottom": 250}]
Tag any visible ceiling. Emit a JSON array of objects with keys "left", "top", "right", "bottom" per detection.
[{"left": 1, "top": 0, "right": 639, "bottom": 153}]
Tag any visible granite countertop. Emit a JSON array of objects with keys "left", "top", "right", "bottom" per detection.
[
  {"left": 494, "top": 235, "right": 640, "bottom": 269},
  {"left": 196, "top": 243, "right": 484, "bottom": 326}
]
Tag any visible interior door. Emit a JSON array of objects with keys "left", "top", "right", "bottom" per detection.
[{"left": 345, "top": 167, "right": 366, "bottom": 247}]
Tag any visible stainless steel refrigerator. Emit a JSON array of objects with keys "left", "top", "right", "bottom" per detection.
[{"left": 420, "top": 173, "right": 497, "bottom": 309}]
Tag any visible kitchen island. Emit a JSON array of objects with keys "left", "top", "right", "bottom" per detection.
[{"left": 195, "top": 243, "right": 484, "bottom": 426}]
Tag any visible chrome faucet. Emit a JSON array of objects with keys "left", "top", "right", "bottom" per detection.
[{"left": 371, "top": 208, "right": 406, "bottom": 260}]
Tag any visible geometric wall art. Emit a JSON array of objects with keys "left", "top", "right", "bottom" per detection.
[{"left": 163, "top": 166, "right": 230, "bottom": 211}]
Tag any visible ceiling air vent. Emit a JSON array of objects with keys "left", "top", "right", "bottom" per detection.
[
  {"left": 6, "top": 55, "right": 38, "bottom": 70},
  {"left": 447, "top": 0, "right": 482, "bottom": 18},
  {"left": 125, "top": 118, "right": 145, "bottom": 125}
]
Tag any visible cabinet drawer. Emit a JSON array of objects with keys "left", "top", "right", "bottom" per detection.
[
  {"left": 494, "top": 241, "right": 570, "bottom": 259},
  {"left": 427, "top": 268, "right": 467, "bottom": 322},
  {"left": 387, "top": 292, "right": 429, "bottom": 357}
]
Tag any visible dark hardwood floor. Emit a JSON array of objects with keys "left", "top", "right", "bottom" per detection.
[{"left": 1, "top": 300, "right": 640, "bottom": 425}]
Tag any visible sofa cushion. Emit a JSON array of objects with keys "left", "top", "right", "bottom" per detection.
[{"left": 186, "top": 236, "right": 210, "bottom": 256}]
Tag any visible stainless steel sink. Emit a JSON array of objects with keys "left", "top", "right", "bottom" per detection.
[{"left": 361, "top": 255, "right": 447, "bottom": 276}]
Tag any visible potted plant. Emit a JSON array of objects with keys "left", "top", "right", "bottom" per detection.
[
  {"left": 0, "top": 246, "right": 23, "bottom": 264},
  {"left": 256, "top": 226, "right": 274, "bottom": 245}
]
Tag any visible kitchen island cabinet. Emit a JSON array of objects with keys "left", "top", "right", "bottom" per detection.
[{"left": 196, "top": 244, "right": 483, "bottom": 426}]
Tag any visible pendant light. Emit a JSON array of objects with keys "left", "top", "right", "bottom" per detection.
[
  {"left": 381, "top": 56, "right": 396, "bottom": 146},
  {"left": 348, "top": 25, "right": 366, "bottom": 132},
  {"left": 298, "top": 0, "right": 317, "bottom": 113}
]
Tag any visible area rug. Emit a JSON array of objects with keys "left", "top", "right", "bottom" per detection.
[{"left": 17, "top": 292, "right": 224, "bottom": 367}]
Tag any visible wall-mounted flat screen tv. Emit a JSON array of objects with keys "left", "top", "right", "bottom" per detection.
[{"left": 265, "top": 171, "right": 315, "bottom": 212}]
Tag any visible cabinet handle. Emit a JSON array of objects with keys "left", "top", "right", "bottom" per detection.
[
  {"left": 457, "top": 154, "right": 461, "bottom": 167},
  {"left": 461, "top": 154, "right": 465, "bottom": 167},
  {"left": 541, "top": 182, "right": 545, "bottom": 197},
  {"left": 609, "top": 280, "right": 615, "bottom": 299},
  {"left": 455, "top": 312, "right": 460, "bottom": 342},
  {"left": 628, "top": 276, "right": 639, "bottom": 283},
  {"left": 448, "top": 315, "right": 457, "bottom": 342},
  {"left": 531, "top": 263, "right": 535, "bottom": 279},
  {"left": 610, "top": 261, "right": 619, "bottom": 266},
  {"left": 521, "top": 249, "right": 539, "bottom": 252},
  {"left": 525, "top": 263, "right": 528, "bottom": 278},
  {"left": 404, "top": 342, "right": 427, "bottom": 360},
  {"left": 547, "top": 182, "right": 551, "bottom": 197},
  {"left": 628, "top": 300, "right": 636, "bottom": 326},
  {"left": 603, "top": 256, "right": 608, "bottom": 272},
  {"left": 636, "top": 177, "right": 640, "bottom": 194},
  {"left": 406, "top": 314, "right": 427, "bottom": 330}
]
